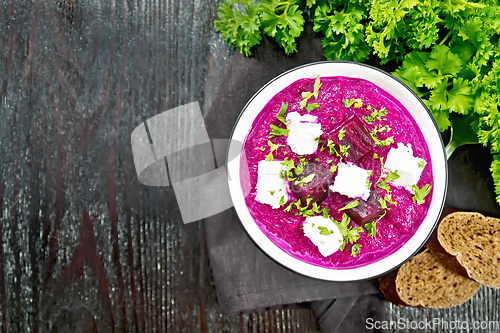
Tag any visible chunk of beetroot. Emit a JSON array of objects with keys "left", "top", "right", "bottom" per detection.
[
  {"left": 289, "top": 162, "right": 334, "bottom": 205},
  {"left": 346, "top": 191, "right": 385, "bottom": 225},
  {"left": 332, "top": 116, "right": 376, "bottom": 162}
]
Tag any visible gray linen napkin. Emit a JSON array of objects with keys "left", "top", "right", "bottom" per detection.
[{"left": 203, "top": 25, "right": 384, "bottom": 332}]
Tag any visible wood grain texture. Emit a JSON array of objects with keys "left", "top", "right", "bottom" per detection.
[{"left": 0, "top": 0, "right": 315, "bottom": 332}]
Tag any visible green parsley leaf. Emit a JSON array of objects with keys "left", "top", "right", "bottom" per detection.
[
  {"left": 343, "top": 98, "right": 363, "bottom": 108},
  {"left": 364, "top": 221, "right": 377, "bottom": 237},
  {"left": 377, "top": 170, "right": 399, "bottom": 192},
  {"left": 295, "top": 164, "right": 304, "bottom": 175},
  {"left": 313, "top": 75, "right": 322, "bottom": 98},
  {"left": 327, "top": 139, "right": 341, "bottom": 159},
  {"left": 384, "top": 194, "right": 397, "bottom": 205},
  {"left": 318, "top": 226, "right": 332, "bottom": 236},
  {"left": 339, "top": 200, "right": 359, "bottom": 211},
  {"left": 339, "top": 145, "right": 349, "bottom": 156},
  {"left": 260, "top": 1, "right": 305, "bottom": 55},
  {"left": 378, "top": 197, "right": 388, "bottom": 209},
  {"left": 214, "top": 0, "right": 262, "bottom": 57},
  {"left": 265, "top": 140, "right": 284, "bottom": 161},
  {"left": 338, "top": 128, "right": 346, "bottom": 141},
  {"left": 385, "top": 170, "right": 400, "bottom": 182},
  {"left": 295, "top": 173, "right": 315, "bottom": 185},
  {"left": 333, "top": 213, "right": 364, "bottom": 252},
  {"left": 313, "top": 3, "right": 371, "bottom": 62},
  {"left": 306, "top": 103, "right": 319, "bottom": 113},
  {"left": 351, "top": 244, "right": 361, "bottom": 257},
  {"left": 300, "top": 75, "right": 322, "bottom": 109},
  {"left": 270, "top": 124, "right": 290, "bottom": 137},
  {"left": 277, "top": 102, "right": 289, "bottom": 125},
  {"left": 260, "top": 146, "right": 265, "bottom": 151},
  {"left": 412, "top": 184, "right": 432, "bottom": 205},
  {"left": 322, "top": 207, "right": 330, "bottom": 219},
  {"left": 329, "top": 164, "right": 337, "bottom": 173}
]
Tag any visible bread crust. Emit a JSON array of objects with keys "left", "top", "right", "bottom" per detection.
[
  {"left": 394, "top": 251, "right": 480, "bottom": 308},
  {"left": 378, "top": 270, "right": 409, "bottom": 307},
  {"left": 437, "top": 212, "right": 500, "bottom": 288}
]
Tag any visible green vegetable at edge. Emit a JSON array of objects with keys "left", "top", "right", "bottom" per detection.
[{"left": 214, "top": 0, "right": 500, "bottom": 204}]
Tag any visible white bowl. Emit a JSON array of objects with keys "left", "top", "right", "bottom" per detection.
[{"left": 226, "top": 61, "right": 448, "bottom": 281}]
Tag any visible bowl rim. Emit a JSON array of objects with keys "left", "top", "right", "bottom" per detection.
[{"left": 226, "top": 60, "right": 448, "bottom": 281}]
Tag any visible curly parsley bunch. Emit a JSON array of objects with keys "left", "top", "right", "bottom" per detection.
[
  {"left": 214, "top": 0, "right": 313, "bottom": 56},
  {"left": 215, "top": 0, "right": 500, "bottom": 204}
]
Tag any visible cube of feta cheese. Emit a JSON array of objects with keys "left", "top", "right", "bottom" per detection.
[
  {"left": 286, "top": 112, "right": 323, "bottom": 155},
  {"left": 255, "top": 160, "right": 289, "bottom": 209},
  {"left": 329, "top": 163, "right": 370, "bottom": 200},
  {"left": 303, "top": 215, "right": 344, "bottom": 257},
  {"left": 384, "top": 143, "right": 426, "bottom": 191}
]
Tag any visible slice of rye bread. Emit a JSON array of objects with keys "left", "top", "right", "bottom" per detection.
[
  {"left": 379, "top": 250, "right": 481, "bottom": 308},
  {"left": 436, "top": 211, "right": 500, "bottom": 288}
]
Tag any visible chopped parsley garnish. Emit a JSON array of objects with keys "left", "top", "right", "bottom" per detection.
[
  {"left": 300, "top": 75, "right": 322, "bottom": 109},
  {"left": 351, "top": 244, "right": 362, "bottom": 257},
  {"left": 378, "top": 197, "right": 388, "bottom": 209},
  {"left": 378, "top": 125, "right": 391, "bottom": 133},
  {"left": 364, "top": 221, "right": 377, "bottom": 237},
  {"left": 295, "top": 173, "right": 315, "bottom": 185},
  {"left": 265, "top": 140, "right": 284, "bottom": 161},
  {"left": 276, "top": 102, "right": 289, "bottom": 125},
  {"left": 384, "top": 194, "right": 397, "bottom": 205},
  {"left": 280, "top": 157, "right": 297, "bottom": 180},
  {"left": 362, "top": 107, "right": 387, "bottom": 124},
  {"left": 295, "top": 163, "right": 304, "bottom": 175},
  {"left": 377, "top": 170, "right": 400, "bottom": 192},
  {"left": 412, "top": 184, "right": 432, "bottom": 205},
  {"left": 339, "top": 200, "right": 359, "bottom": 211},
  {"left": 333, "top": 213, "right": 364, "bottom": 254},
  {"left": 306, "top": 103, "right": 319, "bottom": 113},
  {"left": 326, "top": 139, "right": 341, "bottom": 159},
  {"left": 378, "top": 194, "right": 397, "bottom": 209},
  {"left": 260, "top": 146, "right": 265, "bottom": 151},
  {"left": 318, "top": 226, "right": 333, "bottom": 236},
  {"left": 338, "top": 128, "right": 346, "bottom": 141},
  {"left": 339, "top": 144, "right": 350, "bottom": 157},
  {"left": 284, "top": 198, "right": 329, "bottom": 218},
  {"left": 270, "top": 124, "right": 290, "bottom": 137},
  {"left": 378, "top": 136, "right": 395, "bottom": 147},
  {"left": 370, "top": 126, "right": 395, "bottom": 147},
  {"left": 418, "top": 160, "right": 426, "bottom": 168},
  {"left": 385, "top": 170, "right": 400, "bottom": 183},
  {"left": 364, "top": 210, "right": 387, "bottom": 238},
  {"left": 343, "top": 98, "right": 363, "bottom": 108},
  {"left": 279, "top": 196, "right": 285, "bottom": 206},
  {"left": 329, "top": 164, "right": 337, "bottom": 173}
]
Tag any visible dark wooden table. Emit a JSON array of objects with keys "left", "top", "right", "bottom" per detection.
[{"left": 0, "top": 1, "right": 498, "bottom": 332}]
